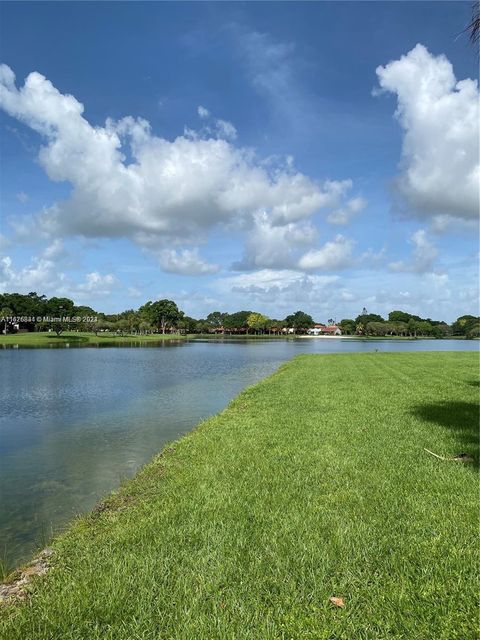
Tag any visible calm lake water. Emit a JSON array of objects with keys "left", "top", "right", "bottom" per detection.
[{"left": 1, "top": 338, "right": 478, "bottom": 567}]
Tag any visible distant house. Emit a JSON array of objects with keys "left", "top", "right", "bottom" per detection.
[
  {"left": 307, "top": 324, "right": 342, "bottom": 336},
  {"left": 12, "top": 321, "right": 34, "bottom": 334},
  {"left": 208, "top": 326, "right": 225, "bottom": 334},
  {"left": 269, "top": 326, "right": 283, "bottom": 335}
]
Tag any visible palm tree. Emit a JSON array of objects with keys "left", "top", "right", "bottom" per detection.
[{"left": 465, "top": 2, "right": 479, "bottom": 47}]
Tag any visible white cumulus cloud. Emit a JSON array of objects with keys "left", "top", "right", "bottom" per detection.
[
  {"left": 0, "top": 254, "right": 62, "bottom": 291},
  {"left": 156, "top": 248, "right": 220, "bottom": 275},
  {"left": 0, "top": 250, "right": 118, "bottom": 300},
  {"left": 327, "top": 196, "right": 367, "bottom": 225},
  {"left": 76, "top": 272, "right": 117, "bottom": 296},
  {"left": 298, "top": 235, "right": 355, "bottom": 271},
  {"left": 376, "top": 44, "right": 479, "bottom": 224},
  {"left": 217, "top": 269, "right": 338, "bottom": 309},
  {"left": 232, "top": 210, "right": 317, "bottom": 270},
  {"left": 0, "top": 65, "right": 357, "bottom": 269}
]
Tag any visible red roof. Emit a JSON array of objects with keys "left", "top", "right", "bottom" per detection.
[{"left": 313, "top": 324, "right": 339, "bottom": 331}]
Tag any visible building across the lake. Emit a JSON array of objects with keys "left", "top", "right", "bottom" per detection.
[{"left": 307, "top": 324, "right": 342, "bottom": 336}]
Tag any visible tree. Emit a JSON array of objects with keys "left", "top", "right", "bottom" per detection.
[
  {"left": 467, "top": 323, "right": 480, "bottom": 339},
  {"left": 355, "top": 313, "right": 384, "bottom": 325},
  {"left": 418, "top": 321, "right": 433, "bottom": 336},
  {"left": 339, "top": 319, "right": 356, "bottom": 335},
  {"left": 266, "top": 319, "right": 284, "bottom": 334},
  {"left": 45, "top": 297, "right": 75, "bottom": 336},
  {"left": 223, "top": 311, "right": 253, "bottom": 333},
  {"left": 0, "top": 292, "right": 47, "bottom": 330},
  {"left": 45, "top": 297, "right": 75, "bottom": 315},
  {"left": 119, "top": 309, "right": 140, "bottom": 334},
  {"left": 114, "top": 319, "right": 129, "bottom": 336},
  {"left": 139, "top": 320, "right": 152, "bottom": 335},
  {"left": 195, "top": 319, "right": 211, "bottom": 334},
  {"left": 355, "top": 313, "right": 384, "bottom": 335},
  {"left": 451, "top": 315, "right": 480, "bottom": 336},
  {"left": 247, "top": 312, "right": 269, "bottom": 334},
  {"left": 93, "top": 319, "right": 111, "bottom": 335},
  {"left": 177, "top": 316, "right": 197, "bottom": 335},
  {"left": 431, "top": 323, "right": 450, "bottom": 339},
  {"left": 365, "top": 321, "right": 389, "bottom": 337},
  {"left": 390, "top": 321, "right": 408, "bottom": 336},
  {"left": 388, "top": 310, "right": 412, "bottom": 324},
  {"left": 284, "top": 311, "right": 314, "bottom": 333},
  {"left": 74, "top": 305, "right": 97, "bottom": 317},
  {"left": 139, "top": 300, "right": 182, "bottom": 334},
  {"left": 407, "top": 318, "right": 423, "bottom": 338},
  {"left": 206, "top": 311, "right": 227, "bottom": 330},
  {"left": 74, "top": 305, "right": 98, "bottom": 332},
  {"left": 465, "top": 2, "right": 479, "bottom": 46}
]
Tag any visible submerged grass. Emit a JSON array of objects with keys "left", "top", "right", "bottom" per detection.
[{"left": 1, "top": 352, "right": 478, "bottom": 639}]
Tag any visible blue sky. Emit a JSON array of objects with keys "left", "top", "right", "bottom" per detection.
[{"left": 0, "top": 1, "right": 478, "bottom": 322}]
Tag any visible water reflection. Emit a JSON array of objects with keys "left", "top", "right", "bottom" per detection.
[{"left": 1, "top": 339, "right": 186, "bottom": 349}]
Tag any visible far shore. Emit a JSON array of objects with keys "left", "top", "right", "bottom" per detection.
[
  {"left": 297, "top": 334, "right": 435, "bottom": 339},
  {"left": 0, "top": 330, "right": 470, "bottom": 347},
  {"left": 298, "top": 334, "right": 360, "bottom": 339}
]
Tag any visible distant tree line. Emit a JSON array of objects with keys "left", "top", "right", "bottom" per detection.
[
  {"left": 1, "top": 292, "right": 479, "bottom": 339},
  {"left": 338, "top": 309, "right": 479, "bottom": 339}
]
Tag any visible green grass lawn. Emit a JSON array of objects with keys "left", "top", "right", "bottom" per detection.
[
  {"left": 0, "top": 331, "right": 186, "bottom": 346},
  {"left": 1, "top": 352, "right": 478, "bottom": 639}
]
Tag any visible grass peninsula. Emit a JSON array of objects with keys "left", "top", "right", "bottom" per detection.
[{"left": 1, "top": 352, "right": 478, "bottom": 639}]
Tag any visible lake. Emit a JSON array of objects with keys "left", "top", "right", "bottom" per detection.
[{"left": 1, "top": 338, "right": 478, "bottom": 567}]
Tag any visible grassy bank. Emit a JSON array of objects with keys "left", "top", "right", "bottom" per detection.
[
  {"left": 0, "top": 331, "right": 186, "bottom": 346},
  {"left": 1, "top": 352, "right": 478, "bottom": 638}
]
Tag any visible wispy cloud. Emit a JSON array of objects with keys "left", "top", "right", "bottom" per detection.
[
  {"left": 231, "top": 25, "right": 315, "bottom": 133},
  {"left": 389, "top": 229, "right": 438, "bottom": 274}
]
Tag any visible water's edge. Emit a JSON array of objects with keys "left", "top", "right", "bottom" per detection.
[{"left": 1, "top": 342, "right": 477, "bottom": 569}]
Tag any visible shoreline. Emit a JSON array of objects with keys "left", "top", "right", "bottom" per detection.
[
  {"left": 0, "top": 330, "right": 469, "bottom": 348},
  {"left": 296, "top": 334, "right": 445, "bottom": 340}
]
